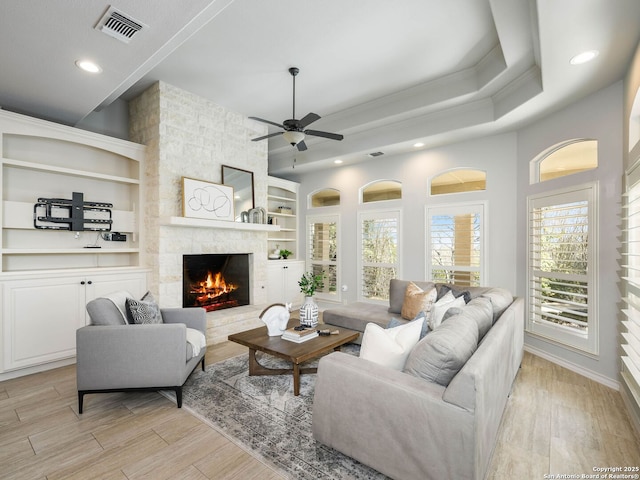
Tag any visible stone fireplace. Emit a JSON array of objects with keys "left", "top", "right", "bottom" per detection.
[{"left": 129, "top": 81, "right": 272, "bottom": 344}]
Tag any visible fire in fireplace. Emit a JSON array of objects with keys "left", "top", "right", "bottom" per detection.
[{"left": 183, "top": 254, "right": 250, "bottom": 311}]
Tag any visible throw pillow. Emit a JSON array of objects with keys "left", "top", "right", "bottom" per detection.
[
  {"left": 403, "top": 315, "right": 479, "bottom": 386},
  {"left": 387, "top": 311, "right": 429, "bottom": 339},
  {"left": 401, "top": 282, "right": 437, "bottom": 320},
  {"left": 126, "top": 296, "right": 163, "bottom": 325},
  {"left": 360, "top": 317, "right": 424, "bottom": 370},
  {"left": 435, "top": 284, "right": 472, "bottom": 303},
  {"left": 428, "top": 292, "right": 466, "bottom": 330}
]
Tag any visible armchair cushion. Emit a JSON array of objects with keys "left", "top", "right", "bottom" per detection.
[{"left": 126, "top": 297, "right": 163, "bottom": 324}]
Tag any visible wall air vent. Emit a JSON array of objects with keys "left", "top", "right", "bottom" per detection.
[
  {"left": 368, "top": 151, "right": 385, "bottom": 157},
  {"left": 95, "top": 6, "right": 147, "bottom": 43}
]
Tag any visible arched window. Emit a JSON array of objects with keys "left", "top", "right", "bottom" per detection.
[
  {"left": 430, "top": 169, "right": 486, "bottom": 195},
  {"left": 532, "top": 139, "right": 598, "bottom": 183},
  {"left": 361, "top": 180, "right": 402, "bottom": 203},
  {"left": 310, "top": 188, "right": 340, "bottom": 207}
]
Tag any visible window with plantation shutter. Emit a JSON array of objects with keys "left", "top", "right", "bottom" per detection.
[
  {"left": 426, "top": 203, "right": 484, "bottom": 286},
  {"left": 622, "top": 161, "right": 640, "bottom": 406},
  {"left": 527, "top": 183, "right": 598, "bottom": 354},
  {"left": 358, "top": 210, "right": 400, "bottom": 303},
  {"left": 307, "top": 215, "right": 339, "bottom": 301}
]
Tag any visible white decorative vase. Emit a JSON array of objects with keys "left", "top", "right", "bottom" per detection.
[{"left": 299, "top": 296, "right": 319, "bottom": 327}]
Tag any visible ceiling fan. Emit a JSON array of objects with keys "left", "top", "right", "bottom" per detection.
[{"left": 249, "top": 67, "right": 344, "bottom": 151}]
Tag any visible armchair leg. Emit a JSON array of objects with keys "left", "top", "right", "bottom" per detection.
[
  {"left": 78, "top": 391, "right": 84, "bottom": 414},
  {"left": 175, "top": 386, "right": 182, "bottom": 408},
  {"left": 201, "top": 355, "right": 206, "bottom": 371}
]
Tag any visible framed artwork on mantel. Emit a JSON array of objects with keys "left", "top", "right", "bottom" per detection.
[{"left": 182, "top": 176, "right": 234, "bottom": 221}]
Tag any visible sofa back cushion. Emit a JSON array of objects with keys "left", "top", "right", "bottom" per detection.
[
  {"left": 403, "top": 315, "right": 479, "bottom": 386},
  {"left": 480, "top": 288, "right": 514, "bottom": 323},
  {"left": 455, "top": 296, "right": 494, "bottom": 339},
  {"left": 389, "top": 279, "right": 435, "bottom": 314}
]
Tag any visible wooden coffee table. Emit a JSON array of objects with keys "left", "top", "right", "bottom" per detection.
[{"left": 227, "top": 319, "right": 359, "bottom": 396}]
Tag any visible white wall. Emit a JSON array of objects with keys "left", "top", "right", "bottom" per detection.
[
  {"left": 516, "top": 81, "right": 623, "bottom": 382},
  {"left": 285, "top": 132, "right": 518, "bottom": 304},
  {"left": 286, "top": 81, "right": 623, "bottom": 384}
]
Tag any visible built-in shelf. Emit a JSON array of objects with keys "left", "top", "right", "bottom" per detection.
[
  {"left": 268, "top": 194, "right": 296, "bottom": 203},
  {"left": 2, "top": 248, "right": 139, "bottom": 254},
  {"left": 2, "top": 158, "right": 140, "bottom": 185},
  {"left": 160, "top": 216, "right": 280, "bottom": 231}
]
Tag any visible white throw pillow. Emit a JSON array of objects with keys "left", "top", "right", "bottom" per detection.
[
  {"left": 429, "top": 292, "right": 466, "bottom": 330},
  {"left": 359, "top": 318, "right": 424, "bottom": 370}
]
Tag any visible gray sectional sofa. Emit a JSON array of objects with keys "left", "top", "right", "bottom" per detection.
[{"left": 313, "top": 280, "right": 524, "bottom": 480}]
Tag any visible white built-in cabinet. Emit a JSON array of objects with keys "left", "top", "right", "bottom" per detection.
[
  {"left": 0, "top": 110, "right": 148, "bottom": 377},
  {"left": 1, "top": 270, "right": 146, "bottom": 372},
  {"left": 267, "top": 176, "right": 299, "bottom": 259},
  {"left": 267, "top": 260, "right": 305, "bottom": 305},
  {"left": 267, "top": 176, "right": 303, "bottom": 305}
]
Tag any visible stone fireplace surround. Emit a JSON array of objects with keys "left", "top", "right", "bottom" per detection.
[{"left": 129, "top": 81, "right": 274, "bottom": 344}]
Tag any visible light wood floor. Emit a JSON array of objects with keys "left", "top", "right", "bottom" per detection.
[{"left": 1, "top": 345, "right": 639, "bottom": 480}]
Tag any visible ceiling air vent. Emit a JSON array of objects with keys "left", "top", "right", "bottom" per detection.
[
  {"left": 368, "top": 151, "right": 385, "bottom": 157},
  {"left": 95, "top": 6, "right": 147, "bottom": 43}
]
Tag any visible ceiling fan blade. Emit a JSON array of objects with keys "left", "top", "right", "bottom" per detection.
[
  {"left": 304, "top": 129, "right": 344, "bottom": 141},
  {"left": 252, "top": 132, "right": 283, "bottom": 142},
  {"left": 298, "top": 112, "right": 321, "bottom": 128},
  {"left": 249, "top": 116, "right": 285, "bottom": 129},
  {"left": 296, "top": 140, "right": 308, "bottom": 151}
]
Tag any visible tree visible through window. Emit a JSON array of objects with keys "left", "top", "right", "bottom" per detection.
[
  {"left": 307, "top": 215, "right": 338, "bottom": 299},
  {"left": 427, "top": 204, "right": 483, "bottom": 286},
  {"left": 527, "top": 184, "right": 597, "bottom": 354},
  {"left": 358, "top": 211, "right": 400, "bottom": 302}
]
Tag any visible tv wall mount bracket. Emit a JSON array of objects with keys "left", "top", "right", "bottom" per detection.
[{"left": 33, "top": 192, "right": 113, "bottom": 232}]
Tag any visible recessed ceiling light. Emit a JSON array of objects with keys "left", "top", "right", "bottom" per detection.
[
  {"left": 570, "top": 50, "right": 599, "bottom": 65},
  {"left": 75, "top": 60, "right": 102, "bottom": 73},
  {"left": 334, "top": 159, "right": 343, "bottom": 164},
  {"left": 413, "top": 142, "right": 425, "bottom": 148}
]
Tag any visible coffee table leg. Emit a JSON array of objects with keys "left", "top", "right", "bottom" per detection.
[{"left": 293, "top": 363, "right": 300, "bottom": 396}]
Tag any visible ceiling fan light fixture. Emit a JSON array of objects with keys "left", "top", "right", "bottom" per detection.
[{"left": 282, "top": 131, "right": 305, "bottom": 146}]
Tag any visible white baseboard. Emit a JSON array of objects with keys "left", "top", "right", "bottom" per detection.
[
  {"left": 523, "top": 344, "right": 619, "bottom": 390},
  {"left": 0, "top": 357, "right": 76, "bottom": 382}
]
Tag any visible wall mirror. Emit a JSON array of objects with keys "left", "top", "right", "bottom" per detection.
[{"left": 222, "top": 165, "right": 254, "bottom": 222}]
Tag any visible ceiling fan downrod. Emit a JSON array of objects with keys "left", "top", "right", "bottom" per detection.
[{"left": 289, "top": 67, "right": 299, "bottom": 121}]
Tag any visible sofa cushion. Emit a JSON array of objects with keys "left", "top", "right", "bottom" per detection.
[
  {"left": 323, "top": 302, "right": 393, "bottom": 333},
  {"left": 481, "top": 287, "right": 514, "bottom": 323},
  {"left": 126, "top": 297, "right": 163, "bottom": 324},
  {"left": 360, "top": 317, "right": 424, "bottom": 370},
  {"left": 401, "top": 282, "right": 437, "bottom": 320},
  {"left": 429, "top": 291, "right": 466, "bottom": 330},
  {"left": 452, "top": 296, "right": 494, "bottom": 339},
  {"left": 403, "top": 315, "right": 479, "bottom": 386},
  {"left": 388, "top": 311, "right": 429, "bottom": 339},
  {"left": 389, "top": 279, "right": 435, "bottom": 314}
]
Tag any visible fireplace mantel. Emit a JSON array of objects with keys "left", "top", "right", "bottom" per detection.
[{"left": 160, "top": 216, "right": 280, "bottom": 231}]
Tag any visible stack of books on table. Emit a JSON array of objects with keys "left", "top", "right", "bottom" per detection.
[{"left": 281, "top": 326, "right": 318, "bottom": 343}]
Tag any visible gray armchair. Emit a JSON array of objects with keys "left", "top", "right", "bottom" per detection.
[{"left": 76, "top": 293, "right": 207, "bottom": 413}]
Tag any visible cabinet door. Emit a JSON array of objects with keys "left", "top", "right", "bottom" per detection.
[
  {"left": 2, "top": 277, "right": 85, "bottom": 370},
  {"left": 267, "top": 263, "right": 285, "bottom": 304},
  {"left": 283, "top": 261, "right": 305, "bottom": 305},
  {"left": 86, "top": 272, "right": 147, "bottom": 302}
]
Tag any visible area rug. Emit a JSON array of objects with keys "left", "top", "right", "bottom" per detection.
[{"left": 178, "top": 345, "right": 389, "bottom": 479}]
